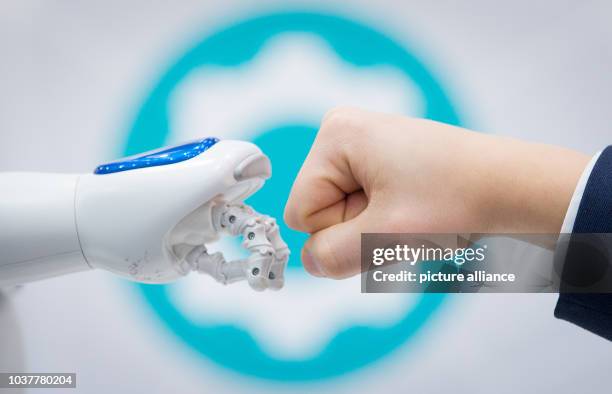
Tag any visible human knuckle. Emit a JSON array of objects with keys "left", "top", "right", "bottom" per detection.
[
  {"left": 321, "top": 106, "right": 362, "bottom": 131},
  {"left": 283, "top": 201, "right": 307, "bottom": 231}
]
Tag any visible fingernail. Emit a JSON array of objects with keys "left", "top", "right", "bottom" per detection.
[{"left": 302, "top": 249, "right": 325, "bottom": 277}]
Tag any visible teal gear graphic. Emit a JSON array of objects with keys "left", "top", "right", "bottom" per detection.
[{"left": 126, "top": 11, "right": 462, "bottom": 381}]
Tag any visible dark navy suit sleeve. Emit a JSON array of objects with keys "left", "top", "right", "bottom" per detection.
[{"left": 554, "top": 145, "right": 612, "bottom": 340}]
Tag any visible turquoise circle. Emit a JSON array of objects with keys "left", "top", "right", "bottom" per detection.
[{"left": 127, "top": 11, "right": 461, "bottom": 381}]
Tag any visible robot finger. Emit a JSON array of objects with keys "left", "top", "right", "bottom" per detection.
[
  {"left": 219, "top": 258, "right": 248, "bottom": 284},
  {"left": 267, "top": 254, "right": 287, "bottom": 290},
  {"left": 190, "top": 246, "right": 248, "bottom": 285},
  {"left": 261, "top": 218, "right": 289, "bottom": 290}
]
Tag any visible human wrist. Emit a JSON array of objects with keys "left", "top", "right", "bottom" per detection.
[{"left": 477, "top": 135, "right": 590, "bottom": 234}]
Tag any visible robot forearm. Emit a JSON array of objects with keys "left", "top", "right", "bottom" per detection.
[{"left": 0, "top": 172, "right": 88, "bottom": 286}]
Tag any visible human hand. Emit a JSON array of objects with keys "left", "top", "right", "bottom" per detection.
[{"left": 284, "top": 107, "right": 589, "bottom": 278}]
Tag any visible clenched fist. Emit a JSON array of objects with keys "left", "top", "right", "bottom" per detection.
[{"left": 284, "top": 107, "right": 589, "bottom": 279}]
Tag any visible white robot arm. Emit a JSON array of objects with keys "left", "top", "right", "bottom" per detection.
[{"left": 0, "top": 138, "right": 288, "bottom": 291}]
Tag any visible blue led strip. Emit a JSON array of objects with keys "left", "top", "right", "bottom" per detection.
[{"left": 94, "top": 137, "right": 219, "bottom": 175}]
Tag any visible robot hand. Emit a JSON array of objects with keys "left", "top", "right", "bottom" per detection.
[{"left": 0, "top": 138, "right": 288, "bottom": 291}]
